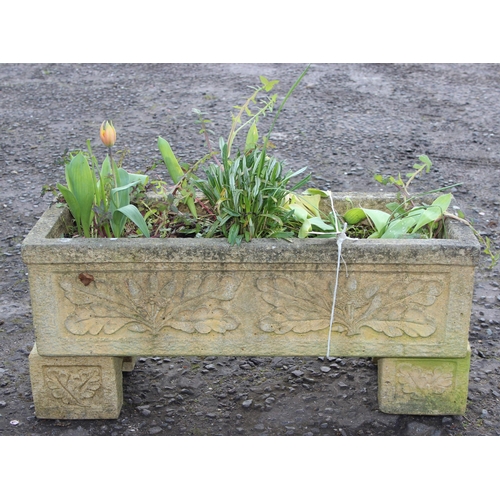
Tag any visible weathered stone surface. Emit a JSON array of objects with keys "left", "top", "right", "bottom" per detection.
[
  {"left": 22, "top": 195, "right": 479, "bottom": 359},
  {"left": 29, "top": 344, "right": 123, "bottom": 419},
  {"left": 377, "top": 347, "right": 471, "bottom": 415},
  {"left": 122, "top": 356, "right": 138, "bottom": 372}
]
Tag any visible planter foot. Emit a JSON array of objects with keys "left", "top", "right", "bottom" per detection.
[
  {"left": 29, "top": 344, "right": 124, "bottom": 419},
  {"left": 377, "top": 347, "right": 471, "bottom": 415},
  {"left": 122, "top": 356, "right": 138, "bottom": 372}
]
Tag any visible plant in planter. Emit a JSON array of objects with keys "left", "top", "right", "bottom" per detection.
[
  {"left": 55, "top": 121, "right": 150, "bottom": 238},
  {"left": 22, "top": 67, "right": 487, "bottom": 420}
]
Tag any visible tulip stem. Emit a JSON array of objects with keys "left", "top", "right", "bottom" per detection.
[
  {"left": 108, "top": 147, "right": 116, "bottom": 179},
  {"left": 108, "top": 147, "right": 119, "bottom": 207}
]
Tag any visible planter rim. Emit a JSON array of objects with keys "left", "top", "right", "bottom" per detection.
[{"left": 22, "top": 193, "right": 481, "bottom": 266}]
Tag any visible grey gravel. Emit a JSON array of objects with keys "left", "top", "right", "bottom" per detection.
[
  {"left": 405, "top": 422, "right": 442, "bottom": 436},
  {"left": 1, "top": 63, "right": 499, "bottom": 436}
]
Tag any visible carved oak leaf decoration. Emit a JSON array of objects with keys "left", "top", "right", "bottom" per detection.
[
  {"left": 397, "top": 364, "right": 454, "bottom": 396},
  {"left": 171, "top": 306, "right": 240, "bottom": 334},
  {"left": 64, "top": 302, "right": 140, "bottom": 336},
  {"left": 61, "top": 273, "right": 241, "bottom": 336},
  {"left": 165, "top": 275, "right": 241, "bottom": 334},
  {"left": 256, "top": 274, "right": 444, "bottom": 339},
  {"left": 45, "top": 367, "right": 101, "bottom": 406},
  {"left": 361, "top": 320, "right": 435, "bottom": 338},
  {"left": 362, "top": 306, "right": 439, "bottom": 338},
  {"left": 257, "top": 277, "right": 331, "bottom": 334},
  {"left": 61, "top": 281, "right": 148, "bottom": 335},
  {"left": 354, "top": 279, "right": 443, "bottom": 338}
]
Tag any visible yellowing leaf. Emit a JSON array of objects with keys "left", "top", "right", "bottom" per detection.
[{"left": 259, "top": 76, "right": 280, "bottom": 91}]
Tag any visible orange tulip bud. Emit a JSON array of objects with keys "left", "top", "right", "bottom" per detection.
[{"left": 100, "top": 120, "right": 116, "bottom": 147}]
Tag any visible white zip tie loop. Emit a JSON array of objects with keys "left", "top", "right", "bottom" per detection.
[
  {"left": 323, "top": 192, "right": 357, "bottom": 358},
  {"left": 327, "top": 223, "right": 347, "bottom": 358}
]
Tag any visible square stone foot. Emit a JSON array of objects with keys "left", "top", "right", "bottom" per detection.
[
  {"left": 29, "top": 344, "right": 124, "bottom": 419},
  {"left": 377, "top": 347, "right": 471, "bottom": 415}
]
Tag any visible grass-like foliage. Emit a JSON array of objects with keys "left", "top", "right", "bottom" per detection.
[{"left": 195, "top": 139, "right": 310, "bottom": 244}]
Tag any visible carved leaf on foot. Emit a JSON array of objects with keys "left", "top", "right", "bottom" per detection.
[
  {"left": 44, "top": 367, "right": 101, "bottom": 406},
  {"left": 396, "top": 363, "right": 454, "bottom": 396}
]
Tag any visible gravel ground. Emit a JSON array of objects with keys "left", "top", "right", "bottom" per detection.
[{"left": 0, "top": 63, "right": 499, "bottom": 437}]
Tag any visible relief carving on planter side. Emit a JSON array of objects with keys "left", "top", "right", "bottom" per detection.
[
  {"left": 257, "top": 273, "right": 444, "bottom": 339},
  {"left": 60, "top": 273, "right": 242, "bottom": 336},
  {"left": 43, "top": 366, "right": 102, "bottom": 406},
  {"left": 396, "top": 363, "right": 454, "bottom": 396}
]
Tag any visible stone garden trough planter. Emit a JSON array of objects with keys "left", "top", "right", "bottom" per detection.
[{"left": 22, "top": 193, "right": 480, "bottom": 419}]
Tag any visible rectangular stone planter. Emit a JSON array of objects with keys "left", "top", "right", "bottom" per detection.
[{"left": 21, "top": 193, "right": 480, "bottom": 418}]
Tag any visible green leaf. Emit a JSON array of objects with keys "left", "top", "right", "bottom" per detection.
[
  {"left": 127, "top": 172, "right": 149, "bottom": 186},
  {"left": 361, "top": 208, "right": 391, "bottom": 235},
  {"left": 302, "top": 188, "right": 329, "bottom": 198},
  {"left": 113, "top": 168, "right": 133, "bottom": 208},
  {"left": 380, "top": 216, "right": 419, "bottom": 238},
  {"left": 289, "top": 203, "right": 309, "bottom": 222},
  {"left": 298, "top": 219, "right": 312, "bottom": 238},
  {"left": 57, "top": 183, "right": 82, "bottom": 234},
  {"left": 64, "top": 152, "right": 95, "bottom": 237},
  {"left": 259, "top": 76, "right": 279, "bottom": 91},
  {"left": 99, "top": 155, "right": 112, "bottom": 181},
  {"left": 111, "top": 179, "right": 141, "bottom": 194},
  {"left": 228, "top": 223, "right": 242, "bottom": 245},
  {"left": 309, "top": 217, "right": 335, "bottom": 231},
  {"left": 180, "top": 182, "right": 198, "bottom": 218},
  {"left": 245, "top": 122, "right": 259, "bottom": 151},
  {"left": 96, "top": 155, "right": 112, "bottom": 207},
  {"left": 386, "top": 202, "right": 405, "bottom": 214},
  {"left": 431, "top": 192, "right": 452, "bottom": 213},
  {"left": 374, "top": 174, "right": 387, "bottom": 185},
  {"left": 411, "top": 194, "right": 451, "bottom": 234},
  {"left": 269, "top": 231, "right": 295, "bottom": 239},
  {"left": 419, "top": 154, "right": 432, "bottom": 167},
  {"left": 411, "top": 207, "right": 442, "bottom": 233},
  {"left": 156, "top": 137, "right": 198, "bottom": 219},
  {"left": 114, "top": 204, "right": 150, "bottom": 238},
  {"left": 158, "top": 136, "right": 184, "bottom": 184}
]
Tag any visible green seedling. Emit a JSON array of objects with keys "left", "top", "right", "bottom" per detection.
[
  {"left": 57, "top": 152, "right": 95, "bottom": 238},
  {"left": 157, "top": 137, "right": 198, "bottom": 218}
]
